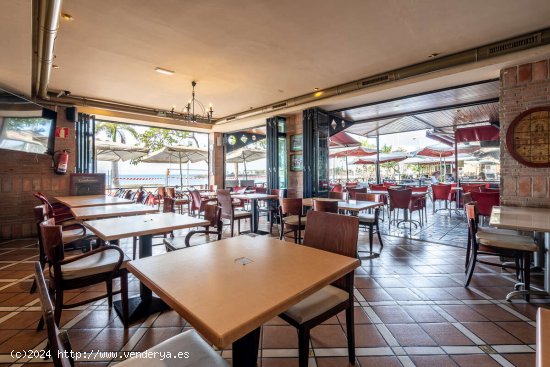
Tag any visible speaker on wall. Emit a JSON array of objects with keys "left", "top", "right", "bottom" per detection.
[{"left": 66, "top": 107, "right": 78, "bottom": 122}]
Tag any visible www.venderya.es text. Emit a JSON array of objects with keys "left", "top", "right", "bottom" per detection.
[{"left": 59, "top": 350, "right": 190, "bottom": 360}]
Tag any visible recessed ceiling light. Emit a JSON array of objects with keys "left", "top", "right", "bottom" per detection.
[
  {"left": 155, "top": 67, "right": 175, "bottom": 75},
  {"left": 428, "top": 53, "right": 439, "bottom": 58},
  {"left": 61, "top": 13, "right": 74, "bottom": 21},
  {"left": 314, "top": 91, "right": 323, "bottom": 97},
  {"left": 52, "top": 64, "right": 60, "bottom": 69},
  {"left": 313, "top": 87, "right": 320, "bottom": 91}
]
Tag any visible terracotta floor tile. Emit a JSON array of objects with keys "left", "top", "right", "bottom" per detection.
[
  {"left": 462, "top": 322, "right": 522, "bottom": 344},
  {"left": 384, "top": 287, "right": 421, "bottom": 301},
  {"left": 133, "top": 327, "right": 182, "bottom": 351},
  {"left": 336, "top": 307, "right": 372, "bottom": 325},
  {"left": 419, "top": 323, "right": 474, "bottom": 346},
  {"left": 467, "top": 304, "right": 522, "bottom": 322},
  {"left": 262, "top": 325, "right": 298, "bottom": 349},
  {"left": 261, "top": 358, "right": 298, "bottom": 367},
  {"left": 358, "top": 288, "right": 393, "bottom": 302},
  {"left": 410, "top": 355, "right": 459, "bottom": 367},
  {"left": 450, "top": 354, "right": 500, "bottom": 367},
  {"left": 0, "top": 329, "right": 47, "bottom": 352},
  {"left": 371, "top": 306, "right": 415, "bottom": 324},
  {"left": 357, "top": 356, "right": 403, "bottom": 367},
  {"left": 386, "top": 324, "right": 437, "bottom": 346},
  {"left": 310, "top": 324, "right": 348, "bottom": 348},
  {"left": 496, "top": 321, "right": 536, "bottom": 344},
  {"left": 0, "top": 311, "right": 42, "bottom": 329},
  {"left": 351, "top": 324, "right": 388, "bottom": 348},
  {"left": 66, "top": 328, "right": 103, "bottom": 351},
  {"left": 84, "top": 327, "right": 139, "bottom": 352},
  {"left": 501, "top": 353, "right": 536, "bottom": 367},
  {"left": 151, "top": 310, "right": 187, "bottom": 328},
  {"left": 439, "top": 305, "right": 488, "bottom": 322},
  {"left": 315, "top": 356, "right": 355, "bottom": 367},
  {"left": 402, "top": 305, "right": 446, "bottom": 323}
]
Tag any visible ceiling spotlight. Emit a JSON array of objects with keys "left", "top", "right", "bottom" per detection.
[
  {"left": 428, "top": 53, "right": 439, "bottom": 58},
  {"left": 52, "top": 64, "right": 60, "bottom": 69},
  {"left": 313, "top": 87, "right": 320, "bottom": 91},
  {"left": 155, "top": 67, "right": 175, "bottom": 75},
  {"left": 61, "top": 13, "right": 74, "bottom": 21}
]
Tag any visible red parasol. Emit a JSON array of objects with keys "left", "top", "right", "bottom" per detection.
[
  {"left": 416, "top": 144, "right": 479, "bottom": 158},
  {"left": 329, "top": 132, "right": 361, "bottom": 147},
  {"left": 352, "top": 152, "right": 409, "bottom": 165},
  {"left": 329, "top": 146, "right": 377, "bottom": 158}
]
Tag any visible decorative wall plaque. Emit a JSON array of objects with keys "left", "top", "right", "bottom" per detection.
[{"left": 505, "top": 106, "right": 550, "bottom": 167}]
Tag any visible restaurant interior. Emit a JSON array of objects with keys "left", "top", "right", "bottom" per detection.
[{"left": 1, "top": 1, "right": 550, "bottom": 366}]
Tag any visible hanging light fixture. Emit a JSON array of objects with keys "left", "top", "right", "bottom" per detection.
[{"left": 183, "top": 81, "right": 213, "bottom": 123}]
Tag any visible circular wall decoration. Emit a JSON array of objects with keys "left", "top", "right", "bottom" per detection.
[{"left": 506, "top": 106, "right": 550, "bottom": 167}]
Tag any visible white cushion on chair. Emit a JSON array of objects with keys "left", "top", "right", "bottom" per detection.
[
  {"left": 357, "top": 213, "right": 375, "bottom": 223},
  {"left": 117, "top": 329, "right": 227, "bottom": 367},
  {"left": 56, "top": 249, "right": 129, "bottom": 280},
  {"left": 282, "top": 215, "right": 307, "bottom": 226},
  {"left": 62, "top": 228, "right": 95, "bottom": 244},
  {"left": 283, "top": 285, "right": 349, "bottom": 324},
  {"left": 477, "top": 227, "right": 519, "bottom": 236},
  {"left": 476, "top": 233, "right": 538, "bottom": 252}
]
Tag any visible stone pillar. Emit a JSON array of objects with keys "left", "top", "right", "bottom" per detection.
[
  {"left": 500, "top": 59, "right": 550, "bottom": 207},
  {"left": 208, "top": 132, "right": 224, "bottom": 189}
]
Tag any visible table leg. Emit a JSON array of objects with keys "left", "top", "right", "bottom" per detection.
[
  {"left": 251, "top": 199, "right": 259, "bottom": 233},
  {"left": 114, "top": 234, "right": 168, "bottom": 323},
  {"left": 232, "top": 327, "right": 261, "bottom": 367}
]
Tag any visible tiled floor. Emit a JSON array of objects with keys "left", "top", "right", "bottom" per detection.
[{"left": 0, "top": 210, "right": 548, "bottom": 367}]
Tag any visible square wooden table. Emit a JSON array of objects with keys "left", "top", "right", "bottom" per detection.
[
  {"left": 128, "top": 235, "right": 360, "bottom": 367},
  {"left": 232, "top": 194, "right": 279, "bottom": 234},
  {"left": 490, "top": 205, "right": 550, "bottom": 299},
  {"left": 54, "top": 195, "right": 133, "bottom": 208},
  {"left": 71, "top": 204, "right": 158, "bottom": 220},
  {"left": 84, "top": 213, "right": 210, "bottom": 322}
]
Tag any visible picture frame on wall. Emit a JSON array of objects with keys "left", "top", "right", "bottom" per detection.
[
  {"left": 290, "top": 154, "right": 303, "bottom": 171},
  {"left": 290, "top": 134, "right": 303, "bottom": 151}
]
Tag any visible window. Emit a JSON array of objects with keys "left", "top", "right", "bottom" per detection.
[{"left": 0, "top": 116, "right": 54, "bottom": 154}]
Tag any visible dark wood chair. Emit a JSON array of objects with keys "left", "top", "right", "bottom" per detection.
[
  {"left": 356, "top": 193, "right": 383, "bottom": 252},
  {"left": 33, "top": 262, "right": 228, "bottom": 367},
  {"left": 189, "top": 189, "right": 216, "bottom": 217},
  {"left": 279, "top": 211, "right": 358, "bottom": 367},
  {"left": 328, "top": 191, "right": 346, "bottom": 200},
  {"left": 464, "top": 203, "right": 537, "bottom": 301},
  {"left": 259, "top": 189, "right": 285, "bottom": 235},
  {"left": 313, "top": 199, "right": 339, "bottom": 213},
  {"left": 347, "top": 187, "right": 366, "bottom": 200},
  {"left": 217, "top": 189, "right": 252, "bottom": 237},
  {"left": 38, "top": 219, "right": 129, "bottom": 328},
  {"left": 279, "top": 198, "right": 306, "bottom": 243},
  {"left": 33, "top": 192, "right": 77, "bottom": 226},
  {"left": 132, "top": 197, "right": 175, "bottom": 259},
  {"left": 165, "top": 204, "right": 222, "bottom": 251}
]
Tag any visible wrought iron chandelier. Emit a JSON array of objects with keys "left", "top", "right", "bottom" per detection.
[{"left": 171, "top": 81, "right": 213, "bottom": 124}]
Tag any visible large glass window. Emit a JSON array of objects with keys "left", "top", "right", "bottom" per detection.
[
  {"left": 0, "top": 116, "right": 54, "bottom": 154},
  {"left": 224, "top": 126, "right": 267, "bottom": 189}
]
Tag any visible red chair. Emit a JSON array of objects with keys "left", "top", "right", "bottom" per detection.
[
  {"left": 383, "top": 181, "right": 394, "bottom": 188},
  {"left": 369, "top": 184, "right": 386, "bottom": 191},
  {"left": 408, "top": 186, "right": 429, "bottom": 224},
  {"left": 387, "top": 188, "right": 419, "bottom": 233},
  {"left": 470, "top": 191, "right": 500, "bottom": 218},
  {"left": 347, "top": 187, "right": 366, "bottom": 200},
  {"left": 462, "top": 184, "right": 484, "bottom": 194},
  {"left": 431, "top": 184, "right": 452, "bottom": 216},
  {"left": 331, "top": 183, "right": 343, "bottom": 193}
]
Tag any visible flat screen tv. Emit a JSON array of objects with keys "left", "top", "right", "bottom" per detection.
[{"left": 0, "top": 88, "right": 57, "bottom": 155}]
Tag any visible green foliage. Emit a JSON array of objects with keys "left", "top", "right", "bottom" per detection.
[
  {"left": 95, "top": 121, "right": 138, "bottom": 144},
  {"left": 360, "top": 140, "right": 376, "bottom": 149},
  {"left": 5, "top": 117, "right": 50, "bottom": 135}
]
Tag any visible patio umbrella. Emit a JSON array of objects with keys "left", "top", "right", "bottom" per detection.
[
  {"left": 352, "top": 152, "right": 409, "bottom": 165},
  {"left": 416, "top": 143, "right": 480, "bottom": 176},
  {"left": 329, "top": 146, "right": 377, "bottom": 181},
  {"left": 226, "top": 148, "right": 266, "bottom": 180},
  {"left": 141, "top": 146, "right": 208, "bottom": 188},
  {"left": 329, "top": 132, "right": 361, "bottom": 148},
  {"left": 95, "top": 141, "right": 149, "bottom": 162}
]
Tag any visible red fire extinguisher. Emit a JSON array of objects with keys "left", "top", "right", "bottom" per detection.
[{"left": 53, "top": 149, "right": 70, "bottom": 175}]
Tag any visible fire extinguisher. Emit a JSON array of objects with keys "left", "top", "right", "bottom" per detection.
[{"left": 53, "top": 149, "right": 70, "bottom": 175}]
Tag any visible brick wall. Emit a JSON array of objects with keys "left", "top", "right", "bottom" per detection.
[
  {"left": 0, "top": 107, "right": 75, "bottom": 239},
  {"left": 208, "top": 132, "right": 224, "bottom": 189},
  {"left": 500, "top": 59, "right": 550, "bottom": 207},
  {"left": 286, "top": 112, "right": 303, "bottom": 198}
]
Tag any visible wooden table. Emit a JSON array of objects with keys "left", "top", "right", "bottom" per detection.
[
  {"left": 338, "top": 200, "right": 383, "bottom": 213},
  {"left": 490, "top": 205, "right": 550, "bottom": 299},
  {"left": 302, "top": 197, "right": 342, "bottom": 207},
  {"left": 54, "top": 195, "right": 133, "bottom": 208},
  {"left": 71, "top": 204, "right": 158, "bottom": 220},
  {"left": 84, "top": 213, "right": 210, "bottom": 322},
  {"left": 128, "top": 235, "right": 360, "bottom": 367},
  {"left": 232, "top": 194, "right": 279, "bottom": 234}
]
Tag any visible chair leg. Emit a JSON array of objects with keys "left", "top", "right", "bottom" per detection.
[
  {"left": 514, "top": 256, "right": 521, "bottom": 280},
  {"left": 345, "top": 305, "right": 356, "bottom": 365},
  {"left": 237, "top": 219, "right": 241, "bottom": 235},
  {"left": 231, "top": 220, "right": 235, "bottom": 237},
  {"left": 132, "top": 237, "right": 137, "bottom": 260},
  {"left": 464, "top": 247, "right": 478, "bottom": 287},
  {"left": 54, "top": 285, "right": 64, "bottom": 326},
  {"left": 293, "top": 230, "right": 297, "bottom": 244},
  {"left": 376, "top": 222, "right": 383, "bottom": 249},
  {"left": 523, "top": 252, "right": 531, "bottom": 302},
  {"left": 279, "top": 223, "right": 284, "bottom": 240},
  {"left": 106, "top": 281, "right": 113, "bottom": 308},
  {"left": 120, "top": 270, "right": 129, "bottom": 328},
  {"left": 368, "top": 225, "right": 374, "bottom": 253},
  {"left": 465, "top": 236, "right": 471, "bottom": 271},
  {"left": 298, "top": 327, "right": 311, "bottom": 367}
]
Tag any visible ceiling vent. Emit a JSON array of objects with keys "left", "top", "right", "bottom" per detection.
[
  {"left": 226, "top": 116, "right": 236, "bottom": 121},
  {"left": 479, "top": 32, "right": 542, "bottom": 59},
  {"left": 271, "top": 102, "right": 287, "bottom": 109},
  {"left": 360, "top": 74, "right": 391, "bottom": 88}
]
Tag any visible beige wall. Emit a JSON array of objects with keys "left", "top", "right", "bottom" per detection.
[
  {"left": 0, "top": 107, "right": 75, "bottom": 239},
  {"left": 500, "top": 59, "right": 550, "bottom": 207}
]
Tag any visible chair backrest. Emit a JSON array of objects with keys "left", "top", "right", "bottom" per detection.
[
  {"left": 355, "top": 193, "right": 377, "bottom": 202},
  {"left": 470, "top": 191, "right": 500, "bottom": 217},
  {"left": 216, "top": 189, "right": 234, "bottom": 217},
  {"left": 303, "top": 211, "right": 358, "bottom": 291},
  {"left": 369, "top": 184, "right": 386, "bottom": 191},
  {"left": 462, "top": 192, "right": 473, "bottom": 205},
  {"left": 462, "top": 184, "right": 484, "bottom": 193},
  {"left": 328, "top": 191, "right": 346, "bottom": 200},
  {"left": 157, "top": 186, "right": 166, "bottom": 198},
  {"left": 479, "top": 186, "right": 500, "bottom": 193},
  {"left": 313, "top": 199, "right": 339, "bottom": 213},
  {"left": 117, "top": 189, "right": 128, "bottom": 198},
  {"left": 465, "top": 203, "right": 478, "bottom": 236},
  {"left": 134, "top": 190, "right": 144, "bottom": 203},
  {"left": 387, "top": 188, "right": 412, "bottom": 210},
  {"left": 34, "top": 192, "right": 55, "bottom": 218},
  {"left": 383, "top": 181, "right": 395, "bottom": 188},
  {"left": 203, "top": 204, "right": 222, "bottom": 228},
  {"left": 409, "top": 186, "right": 429, "bottom": 193},
  {"left": 124, "top": 190, "right": 134, "bottom": 200},
  {"left": 331, "top": 184, "right": 343, "bottom": 193},
  {"left": 142, "top": 192, "right": 155, "bottom": 205},
  {"left": 163, "top": 197, "right": 176, "bottom": 213},
  {"left": 279, "top": 198, "right": 303, "bottom": 216},
  {"left": 347, "top": 187, "right": 366, "bottom": 200},
  {"left": 34, "top": 262, "right": 74, "bottom": 367},
  {"left": 255, "top": 187, "right": 267, "bottom": 194},
  {"left": 39, "top": 219, "right": 65, "bottom": 265},
  {"left": 166, "top": 187, "right": 176, "bottom": 198},
  {"left": 432, "top": 184, "right": 451, "bottom": 200},
  {"left": 189, "top": 189, "right": 203, "bottom": 210}
]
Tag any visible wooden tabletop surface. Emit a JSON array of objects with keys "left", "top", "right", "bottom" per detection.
[
  {"left": 338, "top": 200, "right": 383, "bottom": 212},
  {"left": 54, "top": 195, "right": 133, "bottom": 208},
  {"left": 232, "top": 193, "right": 279, "bottom": 200},
  {"left": 83, "top": 212, "right": 210, "bottom": 241},
  {"left": 368, "top": 190, "right": 427, "bottom": 197},
  {"left": 490, "top": 206, "right": 550, "bottom": 232},
  {"left": 71, "top": 204, "right": 159, "bottom": 220},
  {"left": 302, "top": 197, "right": 342, "bottom": 206},
  {"left": 127, "top": 235, "right": 360, "bottom": 348}
]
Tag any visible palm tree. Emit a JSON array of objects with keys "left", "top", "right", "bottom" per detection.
[{"left": 95, "top": 122, "right": 139, "bottom": 188}]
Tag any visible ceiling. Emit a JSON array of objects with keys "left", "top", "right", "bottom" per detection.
[{"left": 3, "top": 0, "right": 550, "bottom": 121}]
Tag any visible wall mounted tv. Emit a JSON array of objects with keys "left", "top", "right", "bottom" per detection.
[{"left": 0, "top": 88, "right": 57, "bottom": 155}]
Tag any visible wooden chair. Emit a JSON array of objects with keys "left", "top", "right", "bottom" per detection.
[
  {"left": 313, "top": 199, "right": 338, "bottom": 213},
  {"left": 259, "top": 189, "right": 285, "bottom": 235},
  {"left": 33, "top": 262, "right": 227, "bottom": 367},
  {"left": 328, "top": 191, "right": 346, "bottom": 200},
  {"left": 356, "top": 193, "right": 383, "bottom": 252},
  {"left": 189, "top": 189, "right": 216, "bottom": 217},
  {"left": 464, "top": 203, "right": 537, "bottom": 301},
  {"left": 38, "top": 219, "right": 129, "bottom": 328},
  {"left": 153, "top": 186, "right": 166, "bottom": 209},
  {"left": 279, "top": 198, "right": 306, "bottom": 244},
  {"left": 537, "top": 307, "right": 550, "bottom": 367},
  {"left": 280, "top": 211, "right": 358, "bottom": 367},
  {"left": 165, "top": 205, "right": 222, "bottom": 251},
  {"left": 217, "top": 189, "right": 251, "bottom": 237},
  {"left": 33, "top": 192, "right": 76, "bottom": 226},
  {"left": 347, "top": 187, "right": 366, "bottom": 200}
]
